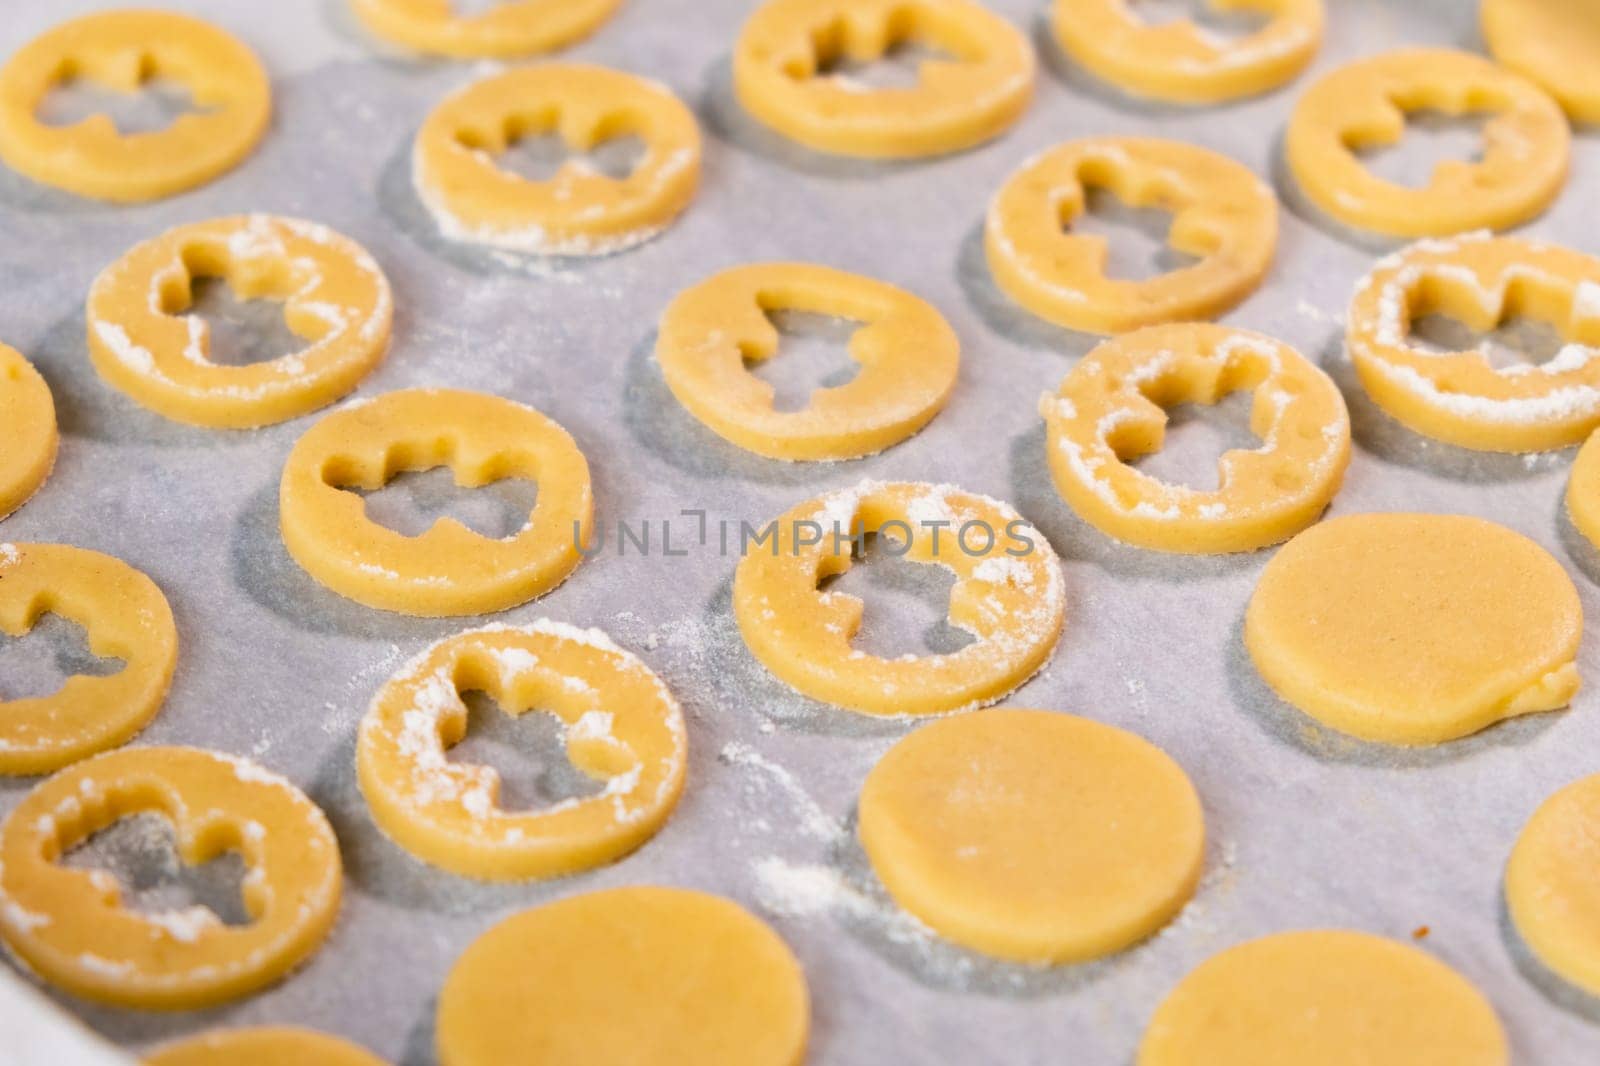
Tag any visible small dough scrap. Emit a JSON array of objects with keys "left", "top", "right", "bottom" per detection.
[
  {"left": 0, "top": 10, "right": 270, "bottom": 203},
  {"left": 436, "top": 886, "right": 809, "bottom": 1066},
  {"left": 0, "top": 746, "right": 342, "bottom": 1010},
  {"left": 1286, "top": 49, "right": 1568, "bottom": 238},
  {"left": 1506, "top": 772, "right": 1600, "bottom": 999},
  {"left": 0, "top": 344, "right": 57, "bottom": 520},
  {"left": 87, "top": 215, "right": 393, "bottom": 430},
  {"left": 986, "top": 137, "right": 1277, "bottom": 334},
  {"left": 1043, "top": 324, "right": 1349, "bottom": 554},
  {"left": 656, "top": 262, "right": 959, "bottom": 460},
  {"left": 1050, "top": 0, "right": 1323, "bottom": 105},
  {"left": 1483, "top": 0, "right": 1600, "bottom": 125},
  {"left": 859, "top": 708, "right": 1204, "bottom": 963},
  {"left": 1246, "top": 513, "right": 1581, "bottom": 745},
  {"left": 733, "top": 0, "right": 1034, "bottom": 159},
  {"left": 1138, "top": 930, "right": 1509, "bottom": 1066},
  {"left": 413, "top": 64, "right": 700, "bottom": 256},
  {"left": 1347, "top": 232, "right": 1600, "bottom": 453},
  {"left": 350, "top": 0, "right": 620, "bottom": 59},
  {"left": 145, "top": 1027, "right": 384, "bottom": 1066},
  {"left": 358, "top": 621, "right": 687, "bottom": 881},
  {"left": 278, "top": 389, "right": 593, "bottom": 617},
  {"left": 733, "top": 480, "right": 1065, "bottom": 717},
  {"left": 0, "top": 543, "right": 177, "bottom": 776}
]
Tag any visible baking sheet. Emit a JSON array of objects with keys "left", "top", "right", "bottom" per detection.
[{"left": 3, "top": 0, "right": 1600, "bottom": 1062}]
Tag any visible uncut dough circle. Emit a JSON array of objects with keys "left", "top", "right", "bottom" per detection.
[
  {"left": 350, "top": 0, "right": 620, "bottom": 59},
  {"left": 1138, "top": 930, "right": 1508, "bottom": 1066},
  {"left": 733, "top": 480, "right": 1066, "bottom": 717},
  {"left": 1567, "top": 431, "right": 1600, "bottom": 553},
  {"left": 1286, "top": 49, "right": 1568, "bottom": 238},
  {"left": 732, "top": 0, "right": 1034, "bottom": 159},
  {"left": 436, "top": 886, "right": 809, "bottom": 1066},
  {"left": 1347, "top": 233, "right": 1600, "bottom": 453},
  {"left": 0, "top": 344, "right": 57, "bottom": 520},
  {"left": 358, "top": 621, "right": 687, "bottom": 881},
  {"left": 145, "top": 1027, "right": 384, "bottom": 1066},
  {"left": 0, "top": 746, "right": 342, "bottom": 1010},
  {"left": 87, "top": 215, "right": 393, "bottom": 430},
  {"left": 1050, "top": 0, "right": 1323, "bottom": 104},
  {"left": 1043, "top": 324, "right": 1349, "bottom": 554},
  {"left": 413, "top": 64, "right": 701, "bottom": 256},
  {"left": 1483, "top": 0, "right": 1600, "bottom": 125},
  {"left": 0, "top": 543, "right": 177, "bottom": 776},
  {"left": 0, "top": 10, "right": 270, "bottom": 203},
  {"left": 656, "top": 262, "right": 959, "bottom": 460},
  {"left": 859, "top": 708, "right": 1204, "bottom": 963},
  {"left": 1506, "top": 773, "right": 1600, "bottom": 998},
  {"left": 1245, "top": 513, "right": 1581, "bottom": 745},
  {"left": 278, "top": 389, "right": 593, "bottom": 617},
  {"left": 985, "top": 137, "right": 1277, "bottom": 334}
]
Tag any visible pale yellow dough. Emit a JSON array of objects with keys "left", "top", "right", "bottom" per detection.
[
  {"left": 1483, "top": 0, "right": 1600, "bottom": 125},
  {"left": 88, "top": 215, "right": 393, "bottom": 429},
  {"left": 278, "top": 389, "right": 593, "bottom": 617},
  {"left": 0, "top": 344, "right": 57, "bottom": 521},
  {"left": 859, "top": 708, "right": 1203, "bottom": 963},
  {"left": 1138, "top": 930, "right": 1509, "bottom": 1066},
  {"left": 733, "top": 480, "right": 1065, "bottom": 717},
  {"left": 1506, "top": 772, "right": 1600, "bottom": 998},
  {"left": 1347, "top": 233, "right": 1600, "bottom": 453},
  {"left": 1567, "top": 430, "right": 1600, "bottom": 552},
  {"left": 1246, "top": 513, "right": 1581, "bottom": 745},
  {"left": 0, "top": 543, "right": 177, "bottom": 776},
  {"left": 1286, "top": 49, "right": 1569, "bottom": 238},
  {"left": 145, "top": 1027, "right": 384, "bottom": 1066},
  {"left": 986, "top": 137, "right": 1277, "bottom": 334},
  {"left": 0, "top": 10, "right": 270, "bottom": 203},
  {"left": 732, "top": 0, "right": 1034, "bottom": 159},
  {"left": 413, "top": 64, "right": 700, "bottom": 256},
  {"left": 1043, "top": 324, "right": 1349, "bottom": 554},
  {"left": 0, "top": 746, "right": 342, "bottom": 1010},
  {"left": 655, "top": 262, "right": 959, "bottom": 460},
  {"left": 350, "top": 0, "right": 620, "bottom": 59},
  {"left": 358, "top": 621, "right": 686, "bottom": 881},
  {"left": 1051, "top": 0, "right": 1323, "bottom": 105},
  {"left": 435, "top": 886, "right": 809, "bottom": 1066}
]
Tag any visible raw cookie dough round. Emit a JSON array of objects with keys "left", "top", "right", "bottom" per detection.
[
  {"left": 1483, "top": 0, "right": 1600, "bottom": 125},
  {"left": 859, "top": 708, "right": 1204, "bottom": 963},
  {"left": 1138, "top": 930, "right": 1509, "bottom": 1066},
  {"left": 350, "top": 0, "right": 620, "bottom": 60},
  {"left": 1506, "top": 772, "right": 1600, "bottom": 999},
  {"left": 1050, "top": 0, "right": 1323, "bottom": 105},
  {"left": 278, "top": 389, "right": 593, "bottom": 617},
  {"left": 1286, "top": 49, "right": 1569, "bottom": 238},
  {"left": 145, "top": 1027, "right": 384, "bottom": 1066},
  {"left": 413, "top": 64, "right": 700, "bottom": 256},
  {"left": 1567, "top": 431, "right": 1600, "bottom": 551},
  {"left": 436, "top": 887, "right": 809, "bottom": 1066},
  {"left": 0, "top": 10, "right": 270, "bottom": 203},
  {"left": 733, "top": 480, "right": 1065, "bottom": 717},
  {"left": 358, "top": 621, "right": 687, "bottom": 881},
  {"left": 656, "top": 262, "right": 959, "bottom": 460},
  {"left": 985, "top": 137, "right": 1277, "bottom": 334},
  {"left": 0, "top": 746, "right": 342, "bottom": 1010},
  {"left": 1347, "top": 233, "right": 1600, "bottom": 453},
  {"left": 1043, "top": 324, "right": 1349, "bottom": 554},
  {"left": 732, "top": 0, "right": 1034, "bottom": 159},
  {"left": 1245, "top": 513, "right": 1581, "bottom": 745},
  {"left": 0, "top": 344, "right": 57, "bottom": 521},
  {"left": 0, "top": 543, "right": 177, "bottom": 776},
  {"left": 87, "top": 215, "right": 393, "bottom": 430}
]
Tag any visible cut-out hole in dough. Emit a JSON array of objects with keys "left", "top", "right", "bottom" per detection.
[
  {"left": 180, "top": 277, "right": 305, "bottom": 368},
  {"left": 60, "top": 811, "right": 251, "bottom": 928},
  {"left": 1129, "top": 0, "right": 1269, "bottom": 39},
  {"left": 1069, "top": 186, "right": 1201, "bottom": 282},
  {"left": 743, "top": 309, "right": 864, "bottom": 413},
  {"left": 817, "top": 532, "right": 976, "bottom": 659},
  {"left": 350, "top": 466, "right": 540, "bottom": 541},
  {"left": 1355, "top": 109, "right": 1489, "bottom": 189},
  {"left": 446, "top": 690, "right": 608, "bottom": 813},
  {"left": 480, "top": 129, "right": 649, "bottom": 184},
  {"left": 815, "top": 36, "right": 957, "bottom": 91},
  {"left": 1410, "top": 312, "right": 1569, "bottom": 372},
  {"left": 1131, "top": 388, "right": 1262, "bottom": 491},
  {"left": 0, "top": 612, "right": 125, "bottom": 702},
  {"left": 36, "top": 70, "right": 205, "bottom": 135}
]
